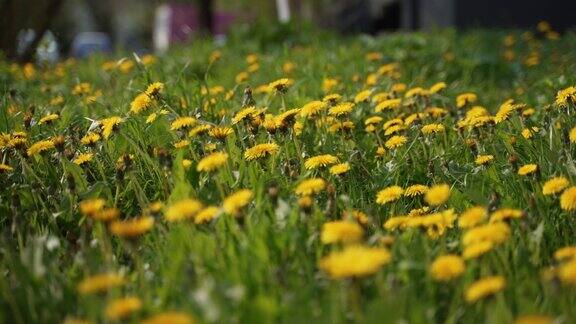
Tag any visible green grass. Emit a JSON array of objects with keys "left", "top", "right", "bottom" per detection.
[{"left": 1, "top": 23, "right": 576, "bottom": 323}]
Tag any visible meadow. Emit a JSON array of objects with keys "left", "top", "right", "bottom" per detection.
[{"left": 1, "top": 22, "right": 576, "bottom": 323}]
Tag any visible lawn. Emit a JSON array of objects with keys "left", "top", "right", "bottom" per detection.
[{"left": 1, "top": 22, "right": 576, "bottom": 323}]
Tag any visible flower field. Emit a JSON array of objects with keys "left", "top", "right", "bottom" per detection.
[{"left": 1, "top": 23, "right": 576, "bottom": 323}]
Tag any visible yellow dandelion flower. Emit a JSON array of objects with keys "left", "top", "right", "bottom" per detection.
[
  {"left": 295, "top": 178, "right": 326, "bottom": 196},
  {"left": 425, "top": 107, "right": 448, "bottom": 117},
  {"left": 78, "top": 273, "right": 124, "bottom": 295},
  {"left": 342, "top": 209, "right": 370, "bottom": 225},
  {"left": 321, "top": 221, "right": 363, "bottom": 244},
  {"left": 354, "top": 90, "right": 372, "bottom": 103},
  {"left": 328, "top": 102, "right": 355, "bottom": 116},
  {"left": 276, "top": 108, "right": 300, "bottom": 129},
  {"left": 385, "top": 135, "right": 407, "bottom": 149},
  {"left": 197, "top": 151, "right": 228, "bottom": 172},
  {"left": 130, "top": 93, "right": 151, "bottom": 114},
  {"left": 330, "top": 162, "right": 350, "bottom": 175},
  {"left": 268, "top": 78, "right": 293, "bottom": 93},
  {"left": 405, "top": 87, "right": 429, "bottom": 98},
  {"left": 182, "top": 159, "right": 192, "bottom": 169},
  {"left": 463, "top": 241, "right": 494, "bottom": 259},
  {"left": 189, "top": 124, "right": 213, "bottom": 137},
  {"left": 465, "top": 276, "right": 506, "bottom": 303},
  {"left": 366, "top": 51, "right": 382, "bottom": 61},
  {"left": 365, "top": 116, "right": 383, "bottom": 125},
  {"left": 429, "top": 82, "right": 447, "bottom": 94},
  {"left": 92, "top": 208, "right": 120, "bottom": 222},
  {"left": 223, "top": 189, "right": 253, "bottom": 215},
  {"left": 542, "top": 176, "right": 569, "bottom": 195},
  {"left": 236, "top": 71, "right": 250, "bottom": 83},
  {"left": 27, "top": 139, "right": 55, "bottom": 156},
  {"left": 425, "top": 184, "right": 451, "bottom": 206},
  {"left": 518, "top": 164, "right": 538, "bottom": 176},
  {"left": 80, "top": 198, "right": 106, "bottom": 217},
  {"left": 569, "top": 127, "right": 576, "bottom": 143},
  {"left": 390, "top": 82, "right": 406, "bottom": 93},
  {"left": 522, "top": 108, "right": 535, "bottom": 117},
  {"left": 300, "top": 100, "right": 328, "bottom": 118},
  {"left": 38, "top": 113, "right": 59, "bottom": 125},
  {"left": 383, "top": 118, "right": 403, "bottom": 130},
  {"left": 142, "top": 54, "right": 156, "bottom": 66},
  {"left": 0, "top": 163, "right": 14, "bottom": 173},
  {"left": 494, "top": 99, "right": 524, "bottom": 123},
  {"left": 514, "top": 315, "right": 554, "bottom": 324},
  {"left": 323, "top": 93, "right": 342, "bottom": 104},
  {"left": 322, "top": 78, "right": 339, "bottom": 93},
  {"left": 100, "top": 116, "right": 123, "bottom": 139},
  {"left": 141, "top": 312, "right": 196, "bottom": 324},
  {"left": 109, "top": 216, "right": 154, "bottom": 237},
  {"left": 319, "top": 245, "right": 391, "bottom": 279},
  {"left": 456, "top": 92, "right": 477, "bottom": 108},
  {"left": 408, "top": 206, "right": 430, "bottom": 217},
  {"left": 145, "top": 82, "right": 164, "bottom": 98},
  {"left": 384, "top": 124, "right": 406, "bottom": 136},
  {"left": 304, "top": 154, "right": 339, "bottom": 170},
  {"left": 404, "top": 184, "right": 428, "bottom": 197},
  {"left": 118, "top": 60, "right": 134, "bottom": 73},
  {"left": 174, "top": 139, "right": 190, "bottom": 149},
  {"left": 430, "top": 254, "right": 465, "bottom": 281},
  {"left": 376, "top": 186, "right": 404, "bottom": 204},
  {"left": 560, "top": 187, "right": 576, "bottom": 211},
  {"left": 105, "top": 297, "right": 142, "bottom": 320},
  {"left": 232, "top": 106, "right": 259, "bottom": 124},
  {"left": 165, "top": 199, "right": 203, "bottom": 222},
  {"left": 195, "top": 206, "right": 220, "bottom": 224},
  {"left": 555, "top": 86, "right": 576, "bottom": 108},
  {"left": 171, "top": 117, "right": 196, "bottom": 131},
  {"left": 521, "top": 127, "right": 539, "bottom": 139},
  {"left": 463, "top": 222, "right": 510, "bottom": 246},
  {"left": 383, "top": 216, "right": 409, "bottom": 231},
  {"left": 375, "top": 98, "right": 401, "bottom": 112},
  {"left": 475, "top": 155, "right": 494, "bottom": 166},
  {"left": 490, "top": 208, "right": 523, "bottom": 222},
  {"left": 73, "top": 153, "right": 94, "bottom": 166},
  {"left": 81, "top": 132, "right": 101, "bottom": 145},
  {"left": 421, "top": 123, "right": 445, "bottom": 135},
  {"left": 244, "top": 142, "right": 279, "bottom": 161},
  {"left": 459, "top": 206, "right": 487, "bottom": 228},
  {"left": 208, "top": 126, "right": 233, "bottom": 140},
  {"left": 50, "top": 95, "right": 64, "bottom": 106},
  {"left": 72, "top": 82, "right": 92, "bottom": 95},
  {"left": 558, "top": 260, "right": 576, "bottom": 285},
  {"left": 554, "top": 246, "right": 576, "bottom": 261}
]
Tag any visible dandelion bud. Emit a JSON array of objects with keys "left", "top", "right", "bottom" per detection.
[
  {"left": 23, "top": 111, "right": 33, "bottom": 130},
  {"left": 508, "top": 154, "right": 517, "bottom": 168},
  {"left": 242, "top": 87, "right": 255, "bottom": 108}
]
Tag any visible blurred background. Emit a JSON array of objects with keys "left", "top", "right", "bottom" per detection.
[{"left": 1, "top": 0, "right": 576, "bottom": 63}]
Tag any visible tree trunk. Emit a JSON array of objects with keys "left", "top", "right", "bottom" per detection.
[
  {"left": 0, "top": 0, "right": 21, "bottom": 60},
  {"left": 0, "top": 0, "right": 66, "bottom": 62},
  {"left": 197, "top": 0, "right": 214, "bottom": 35}
]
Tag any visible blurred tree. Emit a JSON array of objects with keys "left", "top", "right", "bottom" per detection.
[
  {"left": 0, "top": 0, "right": 65, "bottom": 62},
  {"left": 198, "top": 0, "right": 214, "bottom": 34}
]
